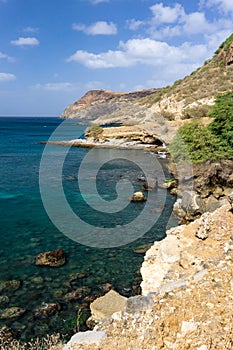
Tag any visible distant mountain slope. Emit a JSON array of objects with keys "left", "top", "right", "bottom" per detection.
[{"left": 61, "top": 34, "right": 233, "bottom": 127}]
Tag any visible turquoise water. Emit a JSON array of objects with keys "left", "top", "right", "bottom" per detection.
[{"left": 0, "top": 117, "right": 177, "bottom": 340}]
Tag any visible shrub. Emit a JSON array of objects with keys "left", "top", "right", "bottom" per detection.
[
  {"left": 85, "top": 124, "right": 103, "bottom": 141},
  {"left": 170, "top": 120, "right": 224, "bottom": 163},
  {"left": 208, "top": 91, "right": 233, "bottom": 153},
  {"left": 181, "top": 105, "right": 212, "bottom": 119}
]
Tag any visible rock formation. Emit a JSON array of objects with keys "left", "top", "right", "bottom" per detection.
[{"left": 62, "top": 202, "right": 233, "bottom": 350}]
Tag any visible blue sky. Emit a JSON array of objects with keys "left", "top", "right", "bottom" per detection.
[{"left": 0, "top": 0, "right": 232, "bottom": 116}]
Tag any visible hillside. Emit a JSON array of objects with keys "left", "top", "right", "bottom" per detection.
[{"left": 61, "top": 34, "right": 233, "bottom": 126}]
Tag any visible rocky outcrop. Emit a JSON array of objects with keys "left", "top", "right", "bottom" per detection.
[
  {"left": 140, "top": 203, "right": 233, "bottom": 296},
  {"left": 60, "top": 89, "right": 159, "bottom": 126},
  {"left": 63, "top": 203, "right": 233, "bottom": 350}
]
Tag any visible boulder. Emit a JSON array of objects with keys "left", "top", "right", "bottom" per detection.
[
  {"left": 181, "top": 190, "right": 205, "bottom": 218},
  {"left": 90, "top": 290, "right": 127, "bottom": 321},
  {"left": 130, "top": 191, "right": 147, "bottom": 202},
  {"left": 35, "top": 248, "right": 66, "bottom": 267}
]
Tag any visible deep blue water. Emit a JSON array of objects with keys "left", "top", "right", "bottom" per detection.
[{"left": 0, "top": 117, "right": 177, "bottom": 339}]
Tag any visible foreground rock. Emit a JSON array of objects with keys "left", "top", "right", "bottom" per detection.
[
  {"left": 35, "top": 248, "right": 66, "bottom": 267},
  {"left": 64, "top": 331, "right": 107, "bottom": 349},
  {"left": 90, "top": 290, "right": 127, "bottom": 322},
  {"left": 61, "top": 203, "right": 233, "bottom": 350}
]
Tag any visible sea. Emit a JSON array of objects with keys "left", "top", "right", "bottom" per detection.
[{"left": 0, "top": 117, "right": 177, "bottom": 340}]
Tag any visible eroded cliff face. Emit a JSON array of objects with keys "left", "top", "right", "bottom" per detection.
[{"left": 60, "top": 89, "right": 159, "bottom": 124}]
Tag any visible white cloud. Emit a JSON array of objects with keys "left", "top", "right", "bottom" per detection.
[
  {"left": 11, "top": 37, "right": 39, "bottom": 47},
  {"left": 203, "top": 0, "right": 233, "bottom": 13},
  {"left": 32, "top": 82, "right": 73, "bottom": 91},
  {"left": 67, "top": 49, "right": 130, "bottom": 68},
  {"left": 183, "top": 12, "right": 214, "bottom": 35},
  {"left": 23, "top": 26, "right": 39, "bottom": 33},
  {"left": 89, "top": 0, "right": 109, "bottom": 4},
  {"left": 150, "top": 2, "right": 185, "bottom": 24},
  {"left": 127, "top": 19, "right": 144, "bottom": 31},
  {"left": 0, "top": 72, "right": 16, "bottom": 82},
  {"left": 128, "top": 2, "right": 231, "bottom": 41},
  {"left": 72, "top": 21, "right": 117, "bottom": 35},
  {"left": 67, "top": 38, "right": 210, "bottom": 69},
  {"left": 0, "top": 52, "right": 14, "bottom": 62}
]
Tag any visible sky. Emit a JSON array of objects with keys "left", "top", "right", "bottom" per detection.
[{"left": 0, "top": 0, "right": 232, "bottom": 116}]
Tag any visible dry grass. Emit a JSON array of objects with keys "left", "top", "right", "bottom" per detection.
[{"left": 0, "top": 334, "right": 64, "bottom": 350}]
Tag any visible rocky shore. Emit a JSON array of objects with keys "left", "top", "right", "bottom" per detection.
[{"left": 61, "top": 201, "right": 233, "bottom": 350}]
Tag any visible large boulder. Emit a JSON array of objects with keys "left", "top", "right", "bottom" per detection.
[{"left": 90, "top": 290, "right": 127, "bottom": 321}]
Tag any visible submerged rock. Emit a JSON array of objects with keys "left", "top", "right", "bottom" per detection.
[
  {"left": 0, "top": 307, "right": 26, "bottom": 320},
  {"left": 34, "top": 302, "right": 61, "bottom": 317},
  {"left": 35, "top": 248, "right": 66, "bottom": 267},
  {"left": 0, "top": 280, "right": 21, "bottom": 293}
]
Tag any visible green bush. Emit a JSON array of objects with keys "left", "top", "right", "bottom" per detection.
[
  {"left": 171, "top": 91, "right": 233, "bottom": 163},
  {"left": 208, "top": 91, "right": 233, "bottom": 151}
]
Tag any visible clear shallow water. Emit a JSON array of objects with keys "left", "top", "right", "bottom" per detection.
[{"left": 0, "top": 117, "right": 177, "bottom": 339}]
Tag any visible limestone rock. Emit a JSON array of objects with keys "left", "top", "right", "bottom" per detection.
[
  {"left": 159, "top": 235, "right": 180, "bottom": 263},
  {"left": 64, "top": 330, "right": 107, "bottom": 349},
  {"left": 90, "top": 290, "right": 127, "bottom": 321},
  {"left": 195, "top": 212, "right": 212, "bottom": 240},
  {"left": 35, "top": 248, "right": 66, "bottom": 267},
  {"left": 130, "top": 191, "right": 147, "bottom": 202}
]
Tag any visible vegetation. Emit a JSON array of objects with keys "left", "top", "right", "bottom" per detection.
[
  {"left": 181, "top": 104, "right": 211, "bottom": 119},
  {"left": 0, "top": 334, "right": 63, "bottom": 350},
  {"left": 140, "top": 33, "right": 233, "bottom": 109},
  {"left": 209, "top": 91, "right": 233, "bottom": 150},
  {"left": 85, "top": 124, "right": 103, "bottom": 141},
  {"left": 171, "top": 92, "right": 233, "bottom": 163},
  {"left": 214, "top": 33, "right": 233, "bottom": 55}
]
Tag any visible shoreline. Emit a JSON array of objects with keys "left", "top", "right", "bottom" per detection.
[{"left": 39, "top": 138, "right": 168, "bottom": 153}]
